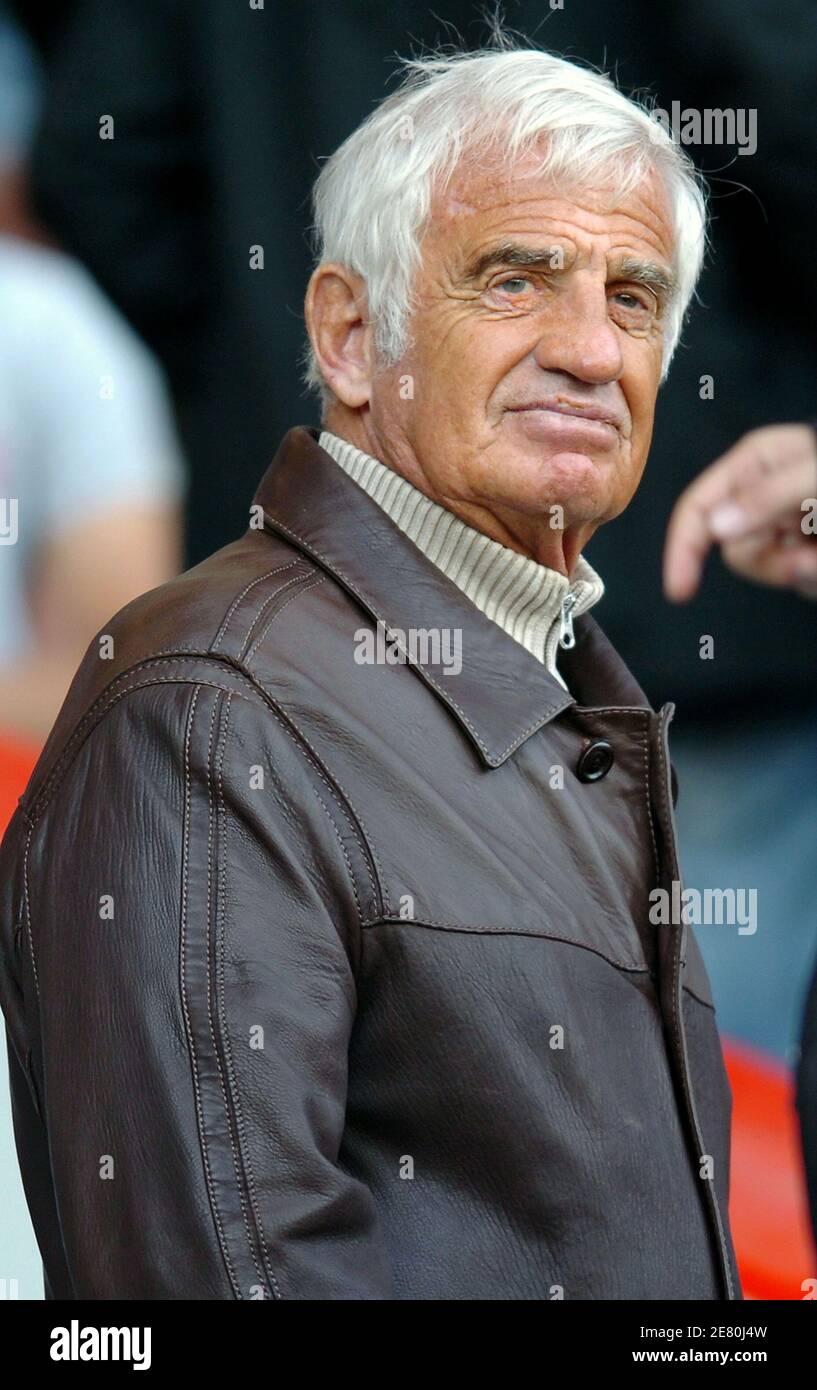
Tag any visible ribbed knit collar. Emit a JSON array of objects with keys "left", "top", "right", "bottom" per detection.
[{"left": 318, "top": 430, "right": 604, "bottom": 691}]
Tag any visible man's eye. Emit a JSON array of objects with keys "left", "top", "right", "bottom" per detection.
[
  {"left": 609, "top": 288, "right": 658, "bottom": 328},
  {"left": 495, "top": 276, "right": 535, "bottom": 295}
]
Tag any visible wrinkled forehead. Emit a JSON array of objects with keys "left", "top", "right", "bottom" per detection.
[{"left": 425, "top": 147, "right": 676, "bottom": 268}]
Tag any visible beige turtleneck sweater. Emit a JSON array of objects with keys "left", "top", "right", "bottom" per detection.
[{"left": 318, "top": 430, "right": 605, "bottom": 692}]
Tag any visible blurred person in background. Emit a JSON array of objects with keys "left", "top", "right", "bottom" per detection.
[{"left": 0, "top": 6, "right": 186, "bottom": 743}]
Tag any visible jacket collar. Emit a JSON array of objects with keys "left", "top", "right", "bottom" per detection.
[{"left": 253, "top": 427, "right": 652, "bottom": 767}]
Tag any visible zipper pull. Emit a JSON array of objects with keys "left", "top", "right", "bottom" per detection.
[{"left": 559, "top": 590, "right": 577, "bottom": 649}]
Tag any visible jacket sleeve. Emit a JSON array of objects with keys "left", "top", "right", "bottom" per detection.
[{"left": 14, "top": 677, "right": 394, "bottom": 1299}]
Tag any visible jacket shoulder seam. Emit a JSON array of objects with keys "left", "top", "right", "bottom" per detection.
[
  {"left": 244, "top": 572, "right": 328, "bottom": 662},
  {"left": 23, "top": 656, "right": 269, "bottom": 825},
  {"left": 24, "top": 653, "right": 384, "bottom": 926},
  {"left": 210, "top": 559, "right": 313, "bottom": 655}
]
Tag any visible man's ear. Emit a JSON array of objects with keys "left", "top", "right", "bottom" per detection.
[{"left": 305, "top": 263, "right": 373, "bottom": 408}]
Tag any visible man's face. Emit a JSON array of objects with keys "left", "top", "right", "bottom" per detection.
[{"left": 364, "top": 155, "right": 676, "bottom": 569}]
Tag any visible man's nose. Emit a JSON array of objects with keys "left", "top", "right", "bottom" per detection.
[{"left": 532, "top": 281, "right": 624, "bottom": 385}]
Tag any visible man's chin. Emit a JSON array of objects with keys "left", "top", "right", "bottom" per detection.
[{"left": 491, "top": 446, "right": 615, "bottom": 523}]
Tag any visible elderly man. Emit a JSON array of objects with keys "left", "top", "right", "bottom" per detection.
[{"left": 0, "top": 44, "right": 740, "bottom": 1300}]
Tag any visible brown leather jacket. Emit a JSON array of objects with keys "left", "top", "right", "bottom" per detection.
[{"left": 0, "top": 427, "right": 741, "bottom": 1300}]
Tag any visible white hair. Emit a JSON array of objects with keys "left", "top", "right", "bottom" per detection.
[{"left": 303, "top": 42, "right": 707, "bottom": 407}]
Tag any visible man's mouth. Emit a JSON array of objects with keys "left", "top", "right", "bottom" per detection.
[
  {"left": 506, "top": 399, "right": 621, "bottom": 428},
  {"left": 504, "top": 399, "right": 621, "bottom": 447}
]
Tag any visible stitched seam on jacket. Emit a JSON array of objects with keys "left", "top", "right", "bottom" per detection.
[
  {"left": 245, "top": 572, "right": 328, "bottom": 662},
  {"left": 495, "top": 706, "right": 573, "bottom": 764},
  {"left": 21, "top": 820, "right": 40, "bottom": 1001},
  {"left": 26, "top": 655, "right": 383, "bottom": 923},
  {"left": 203, "top": 695, "right": 271, "bottom": 1295},
  {"left": 225, "top": 659, "right": 384, "bottom": 918},
  {"left": 572, "top": 705, "right": 651, "bottom": 716},
  {"left": 283, "top": 727, "right": 383, "bottom": 917},
  {"left": 362, "top": 916, "right": 649, "bottom": 973},
  {"left": 229, "top": 663, "right": 385, "bottom": 918},
  {"left": 180, "top": 686, "right": 243, "bottom": 1297},
  {"left": 238, "top": 571, "right": 317, "bottom": 661},
  {"left": 640, "top": 718, "right": 661, "bottom": 888},
  {"left": 656, "top": 721, "right": 734, "bottom": 1299},
  {"left": 261, "top": 511, "right": 567, "bottom": 761},
  {"left": 211, "top": 561, "right": 306, "bottom": 652},
  {"left": 26, "top": 659, "right": 267, "bottom": 821},
  {"left": 309, "top": 786, "right": 363, "bottom": 930},
  {"left": 209, "top": 692, "right": 280, "bottom": 1299}
]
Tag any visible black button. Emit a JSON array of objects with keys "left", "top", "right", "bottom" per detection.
[{"left": 577, "top": 739, "right": 614, "bottom": 783}]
